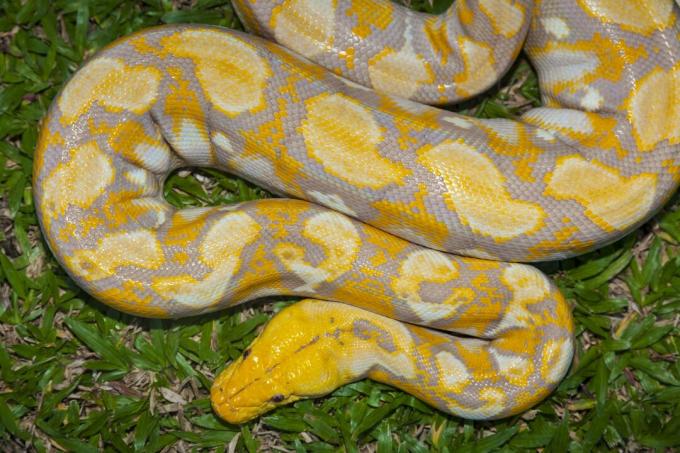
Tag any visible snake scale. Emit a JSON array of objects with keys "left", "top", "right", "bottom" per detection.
[{"left": 33, "top": 0, "right": 680, "bottom": 423}]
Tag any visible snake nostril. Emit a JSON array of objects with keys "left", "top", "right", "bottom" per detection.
[
  {"left": 243, "top": 349, "right": 251, "bottom": 359},
  {"left": 270, "top": 394, "right": 284, "bottom": 403}
]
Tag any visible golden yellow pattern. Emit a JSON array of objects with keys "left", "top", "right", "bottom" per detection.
[
  {"left": 368, "top": 47, "right": 433, "bottom": 99},
  {"left": 454, "top": 37, "right": 498, "bottom": 98},
  {"left": 577, "top": 0, "right": 675, "bottom": 33},
  {"left": 67, "top": 229, "right": 163, "bottom": 282},
  {"left": 418, "top": 139, "right": 545, "bottom": 240},
  {"left": 152, "top": 212, "right": 261, "bottom": 307},
  {"left": 34, "top": 0, "right": 680, "bottom": 427},
  {"left": 545, "top": 156, "right": 658, "bottom": 231},
  {"left": 58, "top": 58, "right": 161, "bottom": 123},
  {"left": 627, "top": 64, "right": 680, "bottom": 152},
  {"left": 272, "top": 0, "right": 336, "bottom": 57},
  {"left": 302, "top": 93, "right": 410, "bottom": 189},
  {"left": 42, "top": 142, "right": 114, "bottom": 221},
  {"left": 162, "top": 30, "right": 271, "bottom": 117},
  {"left": 478, "top": 0, "right": 526, "bottom": 38}
]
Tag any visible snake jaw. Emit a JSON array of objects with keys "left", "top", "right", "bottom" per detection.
[
  {"left": 210, "top": 360, "right": 298, "bottom": 423},
  {"left": 210, "top": 301, "right": 356, "bottom": 423},
  {"left": 211, "top": 354, "right": 299, "bottom": 424},
  {"left": 210, "top": 357, "right": 245, "bottom": 423}
]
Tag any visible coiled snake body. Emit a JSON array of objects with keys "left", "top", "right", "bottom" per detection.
[{"left": 34, "top": 0, "right": 680, "bottom": 423}]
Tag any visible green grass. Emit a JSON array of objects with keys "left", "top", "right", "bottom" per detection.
[{"left": 1, "top": 0, "right": 679, "bottom": 451}]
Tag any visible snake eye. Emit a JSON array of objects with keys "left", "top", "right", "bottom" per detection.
[
  {"left": 271, "top": 394, "right": 285, "bottom": 403},
  {"left": 243, "top": 349, "right": 251, "bottom": 359}
]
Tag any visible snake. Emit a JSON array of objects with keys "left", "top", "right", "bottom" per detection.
[{"left": 33, "top": 0, "right": 680, "bottom": 424}]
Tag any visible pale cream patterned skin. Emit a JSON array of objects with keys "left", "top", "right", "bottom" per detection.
[
  {"left": 231, "top": 0, "right": 533, "bottom": 103},
  {"left": 33, "top": 0, "right": 680, "bottom": 423}
]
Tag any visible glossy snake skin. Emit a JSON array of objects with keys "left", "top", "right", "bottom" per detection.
[
  {"left": 33, "top": 0, "right": 680, "bottom": 424},
  {"left": 231, "top": 0, "right": 534, "bottom": 103}
]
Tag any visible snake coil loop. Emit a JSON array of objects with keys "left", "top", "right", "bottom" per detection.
[{"left": 34, "top": 0, "right": 680, "bottom": 423}]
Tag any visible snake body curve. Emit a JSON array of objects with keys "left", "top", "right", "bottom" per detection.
[
  {"left": 33, "top": 0, "right": 680, "bottom": 423},
  {"left": 231, "top": 0, "right": 534, "bottom": 104}
]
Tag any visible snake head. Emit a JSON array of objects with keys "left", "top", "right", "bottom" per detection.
[{"left": 211, "top": 300, "right": 350, "bottom": 424}]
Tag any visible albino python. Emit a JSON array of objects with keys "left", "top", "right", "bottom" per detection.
[{"left": 34, "top": 0, "right": 680, "bottom": 423}]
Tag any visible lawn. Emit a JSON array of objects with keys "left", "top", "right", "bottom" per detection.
[{"left": 1, "top": 0, "right": 679, "bottom": 451}]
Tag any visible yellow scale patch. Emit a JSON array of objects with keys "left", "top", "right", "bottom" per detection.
[
  {"left": 577, "top": 0, "right": 675, "bottom": 34},
  {"left": 163, "top": 208, "right": 214, "bottom": 247},
  {"left": 42, "top": 142, "right": 115, "bottom": 222},
  {"left": 346, "top": 0, "right": 393, "bottom": 39},
  {"left": 455, "top": 343, "right": 500, "bottom": 384},
  {"left": 98, "top": 198, "right": 168, "bottom": 234},
  {"left": 456, "top": 0, "right": 474, "bottom": 26},
  {"left": 347, "top": 0, "right": 431, "bottom": 97},
  {"left": 423, "top": 18, "right": 454, "bottom": 66},
  {"left": 99, "top": 119, "right": 173, "bottom": 174},
  {"left": 489, "top": 349, "right": 534, "bottom": 388},
  {"left": 526, "top": 223, "right": 596, "bottom": 261},
  {"left": 301, "top": 93, "right": 410, "bottom": 189},
  {"left": 234, "top": 43, "right": 333, "bottom": 196},
  {"left": 230, "top": 243, "right": 288, "bottom": 302},
  {"left": 240, "top": 96, "right": 306, "bottom": 196},
  {"left": 274, "top": 211, "right": 360, "bottom": 292},
  {"left": 367, "top": 44, "right": 433, "bottom": 99},
  {"left": 534, "top": 33, "right": 647, "bottom": 94},
  {"left": 478, "top": 0, "right": 526, "bottom": 38},
  {"left": 272, "top": 0, "right": 336, "bottom": 58},
  {"left": 372, "top": 183, "right": 449, "bottom": 249},
  {"left": 376, "top": 95, "right": 440, "bottom": 146},
  {"left": 504, "top": 265, "right": 552, "bottom": 303},
  {"left": 163, "top": 67, "right": 213, "bottom": 165},
  {"left": 496, "top": 274, "right": 574, "bottom": 388},
  {"left": 454, "top": 37, "right": 498, "bottom": 98},
  {"left": 487, "top": 265, "right": 553, "bottom": 360},
  {"left": 430, "top": 343, "right": 514, "bottom": 419},
  {"left": 442, "top": 275, "right": 505, "bottom": 336},
  {"left": 523, "top": 110, "right": 629, "bottom": 159},
  {"left": 33, "top": 127, "right": 60, "bottom": 183},
  {"left": 363, "top": 227, "right": 410, "bottom": 260},
  {"left": 161, "top": 29, "right": 271, "bottom": 118},
  {"left": 230, "top": 0, "right": 266, "bottom": 35},
  {"left": 95, "top": 280, "right": 168, "bottom": 318},
  {"left": 545, "top": 156, "right": 657, "bottom": 232},
  {"left": 152, "top": 212, "right": 261, "bottom": 307},
  {"left": 67, "top": 229, "right": 164, "bottom": 282},
  {"left": 57, "top": 57, "right": 162, "bottom": 123},
  {"left": 391, "top": 250, "right": 475, "bottom": 322},
  {"left": 500, "top": 265, "right": 551, "bottom": 317},
  {"left": 627, "top": 64, "right": 680, "bottom": 152},
  {"left": 540, "top": 337, "right": 575, "bottom": 384},
  {"left": 418, "top": 139, "right": 545, "bottom": 241},
  {"left": 480, "top": 122, "right": 546, "bottom": 183},
  {"left": 435, "top": 351, "right": 471, "bottom": 394},
  {"left": 346, "top": 316, "right": 418, "bottom": 383}
]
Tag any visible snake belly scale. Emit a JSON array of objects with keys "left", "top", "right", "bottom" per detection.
[{"left": 33, "top": 0, "right": 680, "bottom": 423}]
